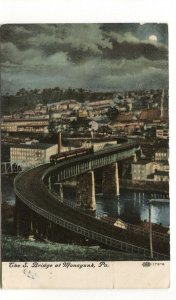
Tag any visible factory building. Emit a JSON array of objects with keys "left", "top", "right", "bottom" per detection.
[{"left": 10, "top": 143, "right": 58, "bottom": 169}]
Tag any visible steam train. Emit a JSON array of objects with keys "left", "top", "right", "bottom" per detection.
[
  {"left": 50, "top": 147, "right": 94, "bottom": 164},
  {"left": 50, "top": 141, "right": 138, "bottom": 165}
]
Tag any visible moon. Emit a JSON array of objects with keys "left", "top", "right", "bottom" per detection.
[{"left": 148, "top": 35, "right": 158, "bottom": 42}]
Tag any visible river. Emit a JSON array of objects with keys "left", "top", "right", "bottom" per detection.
[{"left": 1, "top": 176, "right": 169, "bottom": 229}]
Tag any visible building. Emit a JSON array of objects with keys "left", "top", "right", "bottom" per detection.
[
  {"left": 49, "top": 120, "right": 70, "bottom": 133},
  {"left": 111, "top": 119, "right": 140, "bottom": 135},
  {"left": 47, "top": 100, "right": 81, "bottom": 111},
  {"left": 116, "top": 112, "right": 135, "bottom": 122},
  {"left": 1, "top": 118, "right": 49, "bottom": 133},
  {"left": 82, "top": 138, "right": 117, "bottom": 152},
  {"left": 17, "top": 125, "right": 49, "bottom": 134},
  {"left": 10, "top": 143, "right": 58, "bottom": 169},
  {"left": 155, "top": 148, "right": 169, "bottom": 161},
  {"left": 49, "top": 111, "right": 62, "bottom": 120},
  {"left": 77, "top": 108, "right": 88, "bottom": 118},
  {"left": 93, "top": 139, "right": 117, "bottom": 152},
  {"left": 139, "top": 109, "right": 161, "bottom": 122},
  {"left": 156, "top": 129, "right": 169, "bottom": 140},
  {"left": 154, "top": 171, "right": 169, "bottom": 182},
  {"left": 89, "top": 99, "right": 113, "bottom": 107},
  {"left": 131, "top": 160, "right": 153, "bottom": 181},
  {"left": 98, "top": 125, "right": 112, "bottom": 135},
  {"left": 35, "top": 104, "right": 47, "bottom": 114},
  {"left": 132, "top": 158, "right": 169, "bottom": 182},
  {"left": 152, "top": 161, "right": 169, "bottom": 173}
]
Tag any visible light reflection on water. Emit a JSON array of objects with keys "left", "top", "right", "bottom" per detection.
[{"left": 96, "top": 190, "right": 169, "bottom": 227}]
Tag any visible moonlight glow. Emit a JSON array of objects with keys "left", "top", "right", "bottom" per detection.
[{"left": 149, "top": 35, "right": 158, "bottom": 42}]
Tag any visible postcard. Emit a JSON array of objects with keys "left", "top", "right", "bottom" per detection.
[{"left": 1, "top": 23, "right": 169, "bottom": 289}]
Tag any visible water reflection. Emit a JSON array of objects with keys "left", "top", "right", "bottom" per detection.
[
  {"left": 1, "top": 176, "right": 15, "bottom": 205},
  {"left": 96, "top": 189, "right": 169, "bottom": 227},
  {"left": 2, "top": 176, "right": 169, "bottom": 227}
]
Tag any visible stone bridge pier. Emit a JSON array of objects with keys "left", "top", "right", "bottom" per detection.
[
  {"left": 76, "top": 162, "right": 120, "bottom": 210},
  {"left": 48, "top": 175, "right": 63, "bottom": 201},
  {"left": 76, "top": 171, "right": 96, "bottom": 210},
  {"left": 102, "top": 162, "right": 120, "bottom": 196}
]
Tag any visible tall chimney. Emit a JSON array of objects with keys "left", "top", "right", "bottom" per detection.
[{"left": 58, "top": 131, "right": 62, "bottom": 153}]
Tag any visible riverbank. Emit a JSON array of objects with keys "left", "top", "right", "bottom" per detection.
[
  {"left": 63, "top": 179, "right": 169, "bottom": 195},
  {"left": 119, "top": 179, "right": 169, "bottom": 194}
]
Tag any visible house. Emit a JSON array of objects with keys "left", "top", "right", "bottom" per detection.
[
  {"left": 156, "top": 129, "right": 169, "bottom": 139},
  {"left": 77, "top": 108, "right": 88, "bottom": 118},
  {"left": 115, "top": 112, "right": 135, "bottom": 122},
  {"left": 131, "top": 160, "right": 153, "bottom": 181},
  {"left": 155, "top": 148, "right": 169, "bottom": 161}
]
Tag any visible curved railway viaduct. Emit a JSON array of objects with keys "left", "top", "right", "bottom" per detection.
[{"left": 14, "top": 142, "right": 169, "bottom": 260}]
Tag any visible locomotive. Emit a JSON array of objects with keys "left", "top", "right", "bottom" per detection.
[{"left": 50, "top": 146, "right": 94, "bottom": 164}]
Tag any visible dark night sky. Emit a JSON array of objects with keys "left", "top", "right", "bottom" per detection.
[{"left": 1, "top": 23, "right": 168, "bottom": 94}]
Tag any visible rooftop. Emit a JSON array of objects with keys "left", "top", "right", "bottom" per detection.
[
  {"left": 132, "top": 160, "right": 151, "bottom": 165},
  {"left": 116, "top": 112, "right": 135, "bottom": 122},
  {"left": 139, "top": 109, "right": 161, "bottom": 121},
  {"left": 11, "top": 143, "right": 56, "bottom": 150},
  {"left": 3, "top": 118, "right": 48, "bottom": 123}
]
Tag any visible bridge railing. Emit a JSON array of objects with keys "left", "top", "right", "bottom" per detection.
[
  {"left": 41, "top": 141, "right": 140, "bottom": 181},
  {"left": 1, "top": 162, "right": 22, "bottom": 175},
  {"left": 49, "top": 190, "right": 169, "bottom": 242},
  {"left": 42, "top": 164, "right": 169, "bottom": 246},
  {"left": 124, "top": 222, "right": 169, "bottom": 241},
  {"left": 14, "top": 175, "right": 169, "bottom": 260}
]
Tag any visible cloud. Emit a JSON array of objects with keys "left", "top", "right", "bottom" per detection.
[
  {"left": 1, "top": 24, "right": 168, "bottom": 93},
  {"left": 1, "top": 24, "right": 168, "bottom": 65},
  {"left": 1, "top": 41, "right": 71, "bottom": 70},
  {"left": 106, "top": 29, "right": 167, "bottom": 47},
  {"left": 2, "top": 24, "right": 112, "bottom": 56},
  {"left": 1, "top": 55, "right": 168, "bottom": 93},
  {"left": 107, "top": 31, "right": 141, "bottom": 44},
  {"left": 102, "top": 38, "right": 167, "bottom": 61}
]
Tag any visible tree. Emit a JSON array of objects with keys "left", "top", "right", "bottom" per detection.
[{"left": 107, "top": 106, "right": 119, "bottom": 121}]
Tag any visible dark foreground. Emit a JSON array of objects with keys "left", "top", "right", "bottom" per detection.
[{"left": 2, "top": 235, "right": 150, "bottom": 262}]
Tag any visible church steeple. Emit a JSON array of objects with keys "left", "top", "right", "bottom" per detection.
[{"left": 160, "top": 88, "right": 164, "bottom": 118}]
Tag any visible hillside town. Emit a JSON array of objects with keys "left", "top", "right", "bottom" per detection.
[{"left": 1, "top": 88, "right": 169, "bottom": 188}]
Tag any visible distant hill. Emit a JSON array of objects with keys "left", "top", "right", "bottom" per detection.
[{"left": 1, "top": 88, "right": 113, "bottom": 114}]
